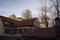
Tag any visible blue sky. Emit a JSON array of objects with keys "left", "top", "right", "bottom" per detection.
[{"left": 0, "top": 0, "right": 40, "bottom": 17}]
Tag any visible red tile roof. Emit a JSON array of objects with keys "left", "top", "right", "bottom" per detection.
[{"left": 0, "top": 16, "right": 35, "bottom": 27}]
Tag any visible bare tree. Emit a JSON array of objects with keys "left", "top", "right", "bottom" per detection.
[
  {"left": 22, "top": 9, "right": 32, "bottom": 19},
  {"left": 38, "top": 0, "right": 53, "bottom": 28},
  {"left": 40, "top": 5, "right": 51, "bottom": 28},
  {"left": 38, "top": 0, "right": 58, "bottom": 28},
  {"left": 50, "top": 0, "right": 60, "bottom": 18}
]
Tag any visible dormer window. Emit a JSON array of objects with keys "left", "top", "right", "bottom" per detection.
[
  {"left": 3, "top": 21, "right": 10, "bottom": 25},
  {"left": 3, "top": 21, "right": 11, "bottom": 27}
]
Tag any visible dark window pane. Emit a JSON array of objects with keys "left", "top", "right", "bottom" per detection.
[
  {"left": 18, "top": 29, "right": 22, "bottom": 34},
  {"left": 13, "top": 29, "right": 17, "bottom": 35},
  {"left": 5, "top": 28, "right": 9, "bottom": 34},
  {"left": 10, "top": 29, "right": 12, "bottom": 35},
  {"left": 23, "top": 28, "right": 28, "bottom": 32}
]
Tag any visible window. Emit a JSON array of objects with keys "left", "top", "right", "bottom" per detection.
[
  {"left": 5, "top": 28, "right": 17, "bottom": 35},
  {"left": 10, "top": 29, "right": 12, "bottom": 35},
  {"left": 5, "top": 28, "right": 10, "bottom": 34},
  {"left": 4, "top": 21, "right": 10, "bottom": 25},
  {"left": 18, "top": 29, "right": 22, "bottom": 34},
  {"left": 3, "top": 21, "right": 14, "bottom": 27},
  {"left": 12, "top": 29, "right": 17, "bottom": 35},
  {"left": 23, "top": 28, "right": 28, "bottom": 32},
  {"left": 9, "top": 29, "right": 17, "bottom": 35},
  {"left": 3, "top": 21, "right": 10, "bottom": 26},
  {"left": 18, "top": 28, "right": 28, "bottom": 34},
  {"left": 5, "top": 28, "right": 28, "bottom": 35}
]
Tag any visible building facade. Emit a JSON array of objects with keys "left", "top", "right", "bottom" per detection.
[
  {"left": 0, "top": 16, "right": 39, "bottom": 40},
  {"left": 0, "top": 16, "right": 56, "bottom": 40}
]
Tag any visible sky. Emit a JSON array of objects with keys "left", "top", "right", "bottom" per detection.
[
  {"left": 0, "top": 0, "right": 40, "bottom": 17},
  {"left": 0, "top": 0, "right": 60, "bottom": 18}
]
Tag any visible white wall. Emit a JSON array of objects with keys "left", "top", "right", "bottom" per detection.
[{"left": 0, "top": 18, "right": 4, "bottom": 35}]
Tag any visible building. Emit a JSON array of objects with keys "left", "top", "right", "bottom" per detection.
[
  {"left": 0, "top": 16, "right": 39, "bottom": 40},
  {"left": 0, "top": 16, "right": 56, "bottom": 40}
]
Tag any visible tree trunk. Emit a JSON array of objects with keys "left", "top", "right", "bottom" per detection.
[{"left": 56, "top": 0, "right": 59, "bottom": 18}]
